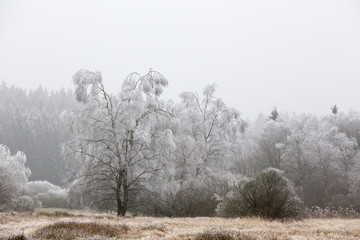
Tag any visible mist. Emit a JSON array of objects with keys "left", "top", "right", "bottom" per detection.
[
  {"left": 1, "top": 2, "right": 360, "bottom": 237},
  {"left": 1, "top": 0, "right": 360, "bottom": 119}
]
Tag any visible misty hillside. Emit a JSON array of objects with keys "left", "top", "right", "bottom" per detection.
[{"left": 0, "top": 82, "right": 77, "bottom": 185}]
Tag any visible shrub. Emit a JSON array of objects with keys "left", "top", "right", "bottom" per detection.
[
  {"left": 168, "top": 181, "right": 219, "bottom": 217},
  {"left": 13, "top": 195, "right": 38, "bottom": 212},
  {"left": 221, "top": 168, "right": 304, "bottom": 219},
  {"left": 133, "top": 179, "right": 222, "bottom": 217},
  {"left": 24, "top": 181, "right": 68, "bottom": 208},
  {"left": 131, "top": 188, "right": 167, "bottom": 216},
  {"left": 67, "top": 178, "right": 115, "bottom": 211},
  {"left": 306, "top": 206, "right": 360, "bottom": 218}
]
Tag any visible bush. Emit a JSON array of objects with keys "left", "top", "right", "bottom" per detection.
[
  {"left": 168, "top": 181, "right": 219, "bottom": 217},
  {"left": 221, "top": 168, "right": 304, "bottom": 219},
  {"left": 14, "top": 195, "right": 37, "bottom": 212},
  {"left": 24, "top": 181, "right": 68, "bottom": 208},
  {"left": 67, "top": 178, "right": 115, "bottom": 211},
  {"left": 306, "top": 206, "right": 360, "bottom": 218},
  {"left": 13, "top": 195, "right": 39, "bottom": 212},
  {"left": 131, "top": 188, "right": 167, "bottom": 216},
  {"left": 133, "top": 179, "right": 222, "bottom": 217}
]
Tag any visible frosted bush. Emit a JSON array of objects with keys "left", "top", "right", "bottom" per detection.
[
  {"left": 220, "top": 168, "right": 304, "bottom": 219},
  {"left": 24, "top": 180, "right": 68, "bottom": 208},
  {"left": 13, "top": 195, "right": 39, "bottom": 212},
  {"left": 0, "top": 145, "right": 31, "bottom": 186},
  {"left": 306, "top": 206, "right": 360, "bottom": 218}
]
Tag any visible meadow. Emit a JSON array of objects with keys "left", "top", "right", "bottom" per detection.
[{"left": 1, "top": 209, "right": 360, "bottom": 240}]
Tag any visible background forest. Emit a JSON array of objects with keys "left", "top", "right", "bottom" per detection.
[{"left": 1, "top": 72, "right": 360, "bottom": 218}]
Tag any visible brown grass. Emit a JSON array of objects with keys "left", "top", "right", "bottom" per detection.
[
  {"left": 192, "top": 227, "right": 256, "bottom": 240},
  {"left": 1, "top": 234, "right": 27, "bottom": 240},
  {"left": 36, "top": 211, "right": 75, "bottom": 218},
  {"left": 32, "top": 221, "right": 128, "bottom": 240},
  {"left": 1, "top": 211, "right": 360, "bottom": 239}
]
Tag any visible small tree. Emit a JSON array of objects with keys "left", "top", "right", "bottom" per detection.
[
  {"left": 268, "top": 107, "right": 279, "bottom": 121},
  {"left": 331, "top": 105, "right": 338, "bottom": 115},
  {"left": 221, "top": 168, "right": 303, "bottom": 219}
]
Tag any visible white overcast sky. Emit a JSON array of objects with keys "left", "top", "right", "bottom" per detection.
[{"left": 0, "top": 0, "right": 360, "bottom": 119}]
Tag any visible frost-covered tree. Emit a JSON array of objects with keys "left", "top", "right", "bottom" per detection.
[
  {"left": 244, "top": 111, "right": 360, "bottom": 208},
  {"left": 64, "top": 69, "right": 173, "bottom": 216},
  {"left": 0, "top": 144, "right": 67, "bottom": 210},
  {"left": 0, "top": 165, "right": 18, "bottom": 211},
  {"left": 331, "top": 105, "right": 339, "bottom": 115},
  {"left": 137, "top": 84, "right": 247, "bottom": 217},
  {"left": 281, "top": 114, "right": 315, "bottom": 200},
  {"left": 0, "top": 145, "right": 31, "bottom": 187},
  {"left": 256, "top": 120, "right": 289, "bottom": 170},
  {"left": 0, "top": 144, "right": 30, "bottom": 211},
  {"left": 268, "top": 107, "right": 279, "bottom": 121},
  {"left": 177, "top": 84, "right": 246, "bottom": 179}
]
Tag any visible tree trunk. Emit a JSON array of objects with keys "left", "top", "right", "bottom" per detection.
[
  {"left": 116, "top": 191, "right": 123, "bottom": 216},
  {"left": 115, "top": 170, "right": 128, "bottom": 217},
  {"left": 116, "top": 176, "right": 124, "bottom": 217},
  {"left": 116, "top": 197, "right": 123, "bottom": 217},
  {"left": 122, "top": 170, "right": 128, "bottom": 216}
]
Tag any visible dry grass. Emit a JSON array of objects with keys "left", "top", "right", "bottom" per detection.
[
  {"left": 32, "top": 221, "right": 128, "bottom": 240},
  {"left": 1, "top": 210, "right": 360, "bottom": 239},
  {"left": 192, "top": 227, "right": 256, "bottom": 240},
  {"left": 2, "top": 234, "right": 27, "bottom": 240}
]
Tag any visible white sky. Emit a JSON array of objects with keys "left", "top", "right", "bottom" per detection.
[{"left": 0, "top": 0, "right": 360, "bottom": 119}]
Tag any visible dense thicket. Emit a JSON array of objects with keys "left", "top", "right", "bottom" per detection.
[
  {"left": 0, "top": 82, "right": 76, "bottom": 185},
  {"left": 0, "top": 144, "right": 68, "bottom": 211},
  {"left": 240, "top": 111, "right": 360, "bottom": 209}
]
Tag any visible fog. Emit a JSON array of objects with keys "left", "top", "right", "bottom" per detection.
[
  {"left": 1, "top": 0, "right": 360, "bottom": 119},
  {"left": 2, "top": 0, "right": 360, "bottom": 221}
]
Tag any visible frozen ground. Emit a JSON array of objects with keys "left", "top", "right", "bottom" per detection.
[{"left": 1, "top": 210, "right": 360, "bottom": 239}]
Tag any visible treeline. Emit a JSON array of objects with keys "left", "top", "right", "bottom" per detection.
[
  {"left": 0, "top": 82, "right": 76, "bottom": 186},
  {"left": 1, "top": 73, "right": 360, "bottom": 218},
  {"left": 63, "top": 70, "right": 360, "bottom": 217},
  {"left": 239, "top": 108, "right": 360, "bottom": 209}
]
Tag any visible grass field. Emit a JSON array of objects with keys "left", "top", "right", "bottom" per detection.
[{"left": 1, "top": 209, "right": 360, "bottom": 239}]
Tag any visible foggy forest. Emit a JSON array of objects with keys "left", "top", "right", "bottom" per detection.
[
  {"left": 1, "top": 69, "right": 360, "bottom": 219},
  {"left": 1, "top": 1, "right": 360, "bottom": 239}
]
